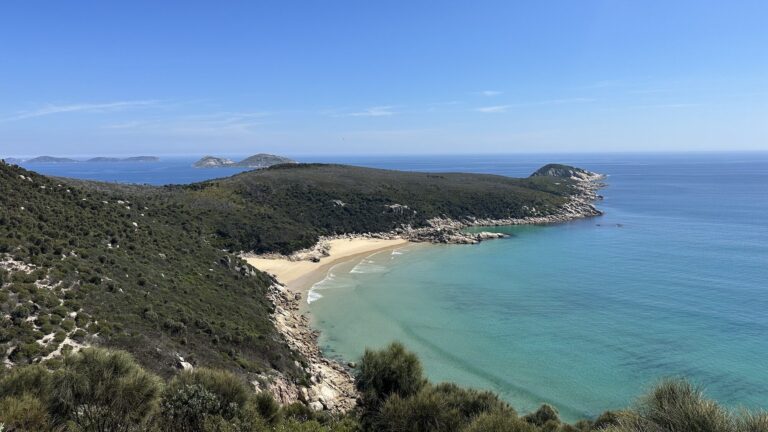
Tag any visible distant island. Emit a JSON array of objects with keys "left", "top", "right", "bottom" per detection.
[
  {"left": 193, "top": 153, "right": 296, "bottom": 168},
  {"left": 25, "top": 156, "right": 79, "bottom": 163},
  {"left": 9, "top": 155, "right": 160, "bottom": 163},
  {"left": 86, "top": 156, "right": 159, "bottom": 162}
]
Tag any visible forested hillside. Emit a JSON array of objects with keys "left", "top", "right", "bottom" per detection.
[{"left": 0, "top": 161, "right": 588, "bottom": 399}]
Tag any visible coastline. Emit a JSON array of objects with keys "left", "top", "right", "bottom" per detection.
[
  {"left": 246, "top": 238, "right": 410, "bottom": 305},
  {"left": 244, "top": 172, "right": 606, "bottom": 412},
  {"left": 244, "top": 238, "right": 410, "bottom": 412}
]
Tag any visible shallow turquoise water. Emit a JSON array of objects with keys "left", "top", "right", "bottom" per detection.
[
  {"left": 308, "top": 154, "right": 768, "bottom": 421},
  {"left": 16, "top": 152, "right": 768, "bottom": 421}
]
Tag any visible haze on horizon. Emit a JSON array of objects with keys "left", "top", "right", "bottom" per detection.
[{"left": 1, "top": 1, "right": 766, "bottom": 156}]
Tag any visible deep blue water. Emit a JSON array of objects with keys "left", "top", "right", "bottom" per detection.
[
  {"left": 14, "top": 157, "right": 253, "bottom": 185},
  {"left": 14, "top": 153, "right": 768, "bottom": 420}
]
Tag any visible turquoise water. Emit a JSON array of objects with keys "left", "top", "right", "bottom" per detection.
[
  {"left": 14, "top": 152, "right": 768, "bottom": 420},
  {"left": 308, "top": 153, "right": 768, "bottom": 421}
]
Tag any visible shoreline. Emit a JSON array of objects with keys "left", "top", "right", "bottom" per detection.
[
  {"left": 244, "top": 172, "right": 606, "bottom": 412},
  {"left": 246, "top": 237, "right": 410, "bottom": 305},
  {"left": 244, "top": 238, "right": 410, "bottom": 412}
]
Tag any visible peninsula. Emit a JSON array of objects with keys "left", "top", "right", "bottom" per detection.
[{"left": 0, "top": 160, "right": 602, "bottom": 413}]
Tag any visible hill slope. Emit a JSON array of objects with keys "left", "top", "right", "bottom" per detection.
[{"left": 0, "top": 161, "right": 599, "bottom": 388}]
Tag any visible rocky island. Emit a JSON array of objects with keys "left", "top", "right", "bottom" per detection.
[
  {"left": 10, "top": 155, "right": 160, "bottom": 163},
  {"left": 24, "top": 155, "right": 79, "bottom": 163},
  {"left": 86, "top": 156, "right": 160, "bottom": 162},
  {"left": 193, "top": 153, "right": 296, "bottom": 168}
]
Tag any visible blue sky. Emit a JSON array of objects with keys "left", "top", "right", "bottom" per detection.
[{"left": 1, "top": 1, "right": 766, "bottom": 156}]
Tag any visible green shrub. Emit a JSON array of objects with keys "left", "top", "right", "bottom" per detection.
[
  {"left": 0, "top": 364, "right": 52, "bottom": 399},
  {"left": 252, "top": 391, "right": 281, "bottom": 424},
  {"left": 0, "top": 394, "right": 51, "bottom": 432},
  {"left": 462, "top": 411, "right": 536, "bottom": 432},
  {"left": 158, "top": 368, "right": 250, "bottom": 431},
  {"left": 356, "top": 342, "right": 425, "bottom": 412},
  {"left": 737, "top": 411, "right": 768, "bottom": 432},
  {"left": 8, "top": 343, "right": 42, "bottom": 364},
  {"left": 373, "top": 383, "right": 511, "bottom": 432},
  {"left": 524, "top": 404, "right": 560, "bottom": 427},
  {"left": 49, "top": 347, "right": 162, "bottom": 431},
  {"left": 60, "top": 319, "right": 75, "bottom": 332},
  {"left": 604, "top": 379, "right": 734, "bottom": 432},
  {"left": 281, "top": 401, "right": 317, "bottom": 423}
]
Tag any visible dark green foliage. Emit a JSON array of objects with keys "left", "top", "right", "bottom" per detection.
[
  {"left": 0, "top": 162, "right": 301, "bottom": 379},
  {"left": 462, "top": 411, "right": 537, "bottom": 432},
  {"left": 0, "top": 345, "right": 766, "bottom": 432},
  {"left": 159, "top": 368, "right": 250, "bottom": 431},
  {"left": 591, "top": 410, "right": 622, "bottom": 429},
  {"left": 252, "top": 391, "right": 281, "bottom": 424},
  {"left": 0, "top": 393, "right": 51, "bottom": 431},
  {"left": 604, "top": 379, "right": 734, "bottom": 432},
  {"left": 524, "top": 404, "right": 560, "bottom": 427},
  {"left": 737, "top": 412, "right": 768, "bottom": 432},
  {"left": 356, "top": 342, "right": 426, "bottom": 413},
  {"left": 373, "top": 383, "right": 512, "bottom": 432},
  {"left": 49, "top": 348, "right": 162, "bottom": 431},
  {"left": 0, "top": 364, "right": 52, "bottom": 399}
]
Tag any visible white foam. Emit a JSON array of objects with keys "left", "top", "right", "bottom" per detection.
[
  {"left": 307, "top": 289, "right": 323, "bottom": 304},
  {"left": 350, "top": 259, "right": 387, "bottom": 274}
]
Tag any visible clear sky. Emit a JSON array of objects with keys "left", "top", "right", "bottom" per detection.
[{"left": 1, "top": 1, "right": 766, "bottom": 156}]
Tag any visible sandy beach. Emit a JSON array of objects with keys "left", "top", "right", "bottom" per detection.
[
  {"left": 246, "top": 237, "right": 410, "bottom": 298},
  {"left": 243, "top": 237, "right": 410, "bottom": 411}
]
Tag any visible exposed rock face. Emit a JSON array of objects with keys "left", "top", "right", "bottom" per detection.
[
  {"left": 248, "top": 167, "right": 607, "bottom": 414},
  {"left": 231, "top": 153, "right": 296, "bottom": 168},
  {"left": 193, "top": 156, "right": 236, "bottom": 168},
  {"left": 530, "top": 163, "right": 604, "bottom": 182},
  {"left": 265, "top": 283, "right": 357, "bottom": 412}
]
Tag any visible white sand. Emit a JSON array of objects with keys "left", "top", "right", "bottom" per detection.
[{"left": 246, "top": 238, "right": 409, "bottom": 293}]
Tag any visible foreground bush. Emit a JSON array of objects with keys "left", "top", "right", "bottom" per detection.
[
  {"left": 49, "top": 348, "right": 162, "bottom": 431},
  {"left": 1, "top": 345, "right": 767, "bottom": 432},
  {"left": 0, "top": 393, "right": 51, "bottom": 431},
  {"left": 158, "top": 368, "right": 251, "bottom": 431},
  {"left": 356, "top": 342, "right": 426, "bottom": 410}
]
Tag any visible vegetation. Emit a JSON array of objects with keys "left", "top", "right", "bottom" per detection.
[
  {"left": 0, "top": 160, "right": 582, "bottom": 378},
  {"left": 1, "top": 345, "right": 766, "bottom": 432},
  {"left": 8, "top": 160, "right": 755, "bottom": 430}
]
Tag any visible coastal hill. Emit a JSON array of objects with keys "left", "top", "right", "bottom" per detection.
[
  {"left": 531, "top": 163, "right": 601, "bottom": 181},
  {"left": 0, "top": 161, "right": 595, "bottom": 370},
  {"left": 193, "top": 155, "right": 235, "bottom": 167},
  {"left": 0, "top": 160, "right": 601, "bottom": 418},
  {"left": 193, "top": 153, "right": 296, "bottom": 168},
  {"left": 4, "top": 161, "right": 748, "bottom": 430}
]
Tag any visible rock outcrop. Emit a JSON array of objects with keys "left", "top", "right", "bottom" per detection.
[
  {"left": 193, "top": 156, "right": 236, "bottom": 168},
  {"left": 265, "top": 283, "right": 357, "bottom": 412}
]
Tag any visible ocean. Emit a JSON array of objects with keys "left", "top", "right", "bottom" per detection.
[{"left": 15, "top": 153, "right": 768, "bottom": 421}]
